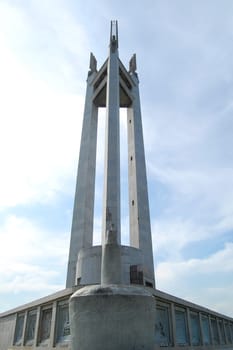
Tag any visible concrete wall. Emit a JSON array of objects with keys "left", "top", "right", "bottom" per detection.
[
  {"left": 69, "top": 285, "right": 156, "bottom": 350},
  {"left": 154, "top": 289, "right": 233, "bottom": 350},
  {"left": 0, "top": 289, "right": 73, "bottom": 350},
  {"left": 1, "top": 286, "right": 233, "bottom": 350},
  {"left": 76, "top": 245, "right": 143, "bottom": 285},
  {"left": 0, "top": 314, "right": 15, "bottom": 350}
]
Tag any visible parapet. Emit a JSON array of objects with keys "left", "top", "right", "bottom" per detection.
[{"left": 1, "top": 287, "right": 233, "bottom": 350}]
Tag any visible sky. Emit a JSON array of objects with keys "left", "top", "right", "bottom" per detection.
[{"left": 0, "top": 0, "right": 233, "bottom": 317}]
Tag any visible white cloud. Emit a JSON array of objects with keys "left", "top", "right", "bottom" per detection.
[
  {"left": 155, "top": 243, "right": 233, "bottom": 316},
  {"left": 0, "top": 38, "right": 84, "bottom": 208},
  {"left": 0, "top": 215, "right": 68, "bottom": 295},
  {"left": 150, "top": 165, "right": 233, "bottom": 207},
  {"left": 152, "top": 218, "right": 206, "bottom": 260},
  {"left": 0, "top": 0, "right": 90, "bottom": 90}
]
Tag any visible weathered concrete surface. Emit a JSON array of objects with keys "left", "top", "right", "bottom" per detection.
[
  {"left": 76, "top": 245, "right": 143, "bottom": 285},
  {"left": 66, "top": 62, "right": 98, "bottom": 288},
  {"left": 127, "top": 69, "right": 155, "bottom": 287},
  {"left": 69, "top": 284, "right": 156, "bottom": 350},
  {"left": 101, "top": 228, "right": 122, "bottom": 284},
  {"left": 1, "top": 287, "right": 233, "bottom": 350},
  {"left": 0, "top": 288, "right": 74, "bottom": 350},
  {"left": 0, "top": 314, "right": 15, "bottom": 350}
]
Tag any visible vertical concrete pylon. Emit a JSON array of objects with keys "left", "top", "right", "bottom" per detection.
[
  {"left": 127, "top": 56, "right": 155, "bottom": 286},
  {"left": 102, "top": 21, "right": 121, "bottom": 245},
  {"left": 66, "top": 54, "right": 98, "bottom": 288}
]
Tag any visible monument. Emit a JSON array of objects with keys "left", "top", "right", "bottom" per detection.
[
  {"left": 68, "top": 20, "right": 156, "bottom": 350},
  {"left": 66, "top": 20, "right": 154, "bottom": 290},
  {"left": 1, "top": 20, "right": 233, "bottom": 350}
]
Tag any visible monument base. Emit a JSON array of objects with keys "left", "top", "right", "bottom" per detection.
[{"left": 69, "top": 284, "right": 156, "bottom": 350}]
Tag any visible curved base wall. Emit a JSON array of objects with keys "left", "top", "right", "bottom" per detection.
[
  {"left": 76, "top": 245, "right": 147, "bottom": 286},
  {"left": 69, "top": 284, "right": 156, "bottom": 350}
]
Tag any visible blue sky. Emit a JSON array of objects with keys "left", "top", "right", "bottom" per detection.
[{"left": 0, "top": 0, "right": 233, "bottom": 316}]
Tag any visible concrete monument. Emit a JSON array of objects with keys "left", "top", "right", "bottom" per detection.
[
  {"left": 66, "top": 20, "right": 155, "bottom": 291},
  {"left": 1, "top": 20, "right": 233, "bottom": 350},
  {"left": 68, "top": 20, "right": 156, "bottom": 350}
]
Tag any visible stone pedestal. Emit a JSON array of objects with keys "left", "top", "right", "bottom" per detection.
[{"left": 69, "top": 284, "right": 156, "bottom": 350}]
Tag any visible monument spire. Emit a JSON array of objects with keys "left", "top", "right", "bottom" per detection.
[
  {"left": 102, "top": 19, "right": 121, "bottom": 246},
  {"left": 110, "top": 19, "right": 118, "bottom": 49},
  {"left": 101, "top": 21, "right": 121, "bottom": 284},
  {"left": 66, "top": 20, "right": 155, "bottom": 289}
]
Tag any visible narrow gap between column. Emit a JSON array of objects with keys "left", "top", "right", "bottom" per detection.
[{"left": 120, "top": 107, "right": 129, "bottom": 246}]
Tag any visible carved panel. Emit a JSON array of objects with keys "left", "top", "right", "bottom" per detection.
[
  {"left": 225, "top": 322, "right": 232, "bottom": 343},
  {"left": 201, "top": 315, "right": 211, "bottom": 345},
  {"left": 211, "top": 318, "right": 219, "bottom": 345},
  {"left": 218, "top": 320, "right": 226, "bottom": 344},
  {"left": 175, "top": 308, "right": 188, "bottom": 345},
  {"left": 155, "top": 304, "right": 171, "bottom": 346},
  {"left": 25, "top": 309, "right": 37, "bottom": 344},
  {"left": 39, "top": 307, "right": 52, "bottom": 342},
  {"left": 14, "top": 313, "right": 25, "bottom": 345},
  {"left": 190, "top": 312, "right": 200, "bottom": 345},
  {"left": 230, "top": 323, "right": 233, "bottom": 341},
  {"left": 55, "top": 300, "right": 70, "bottom": 343}
]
